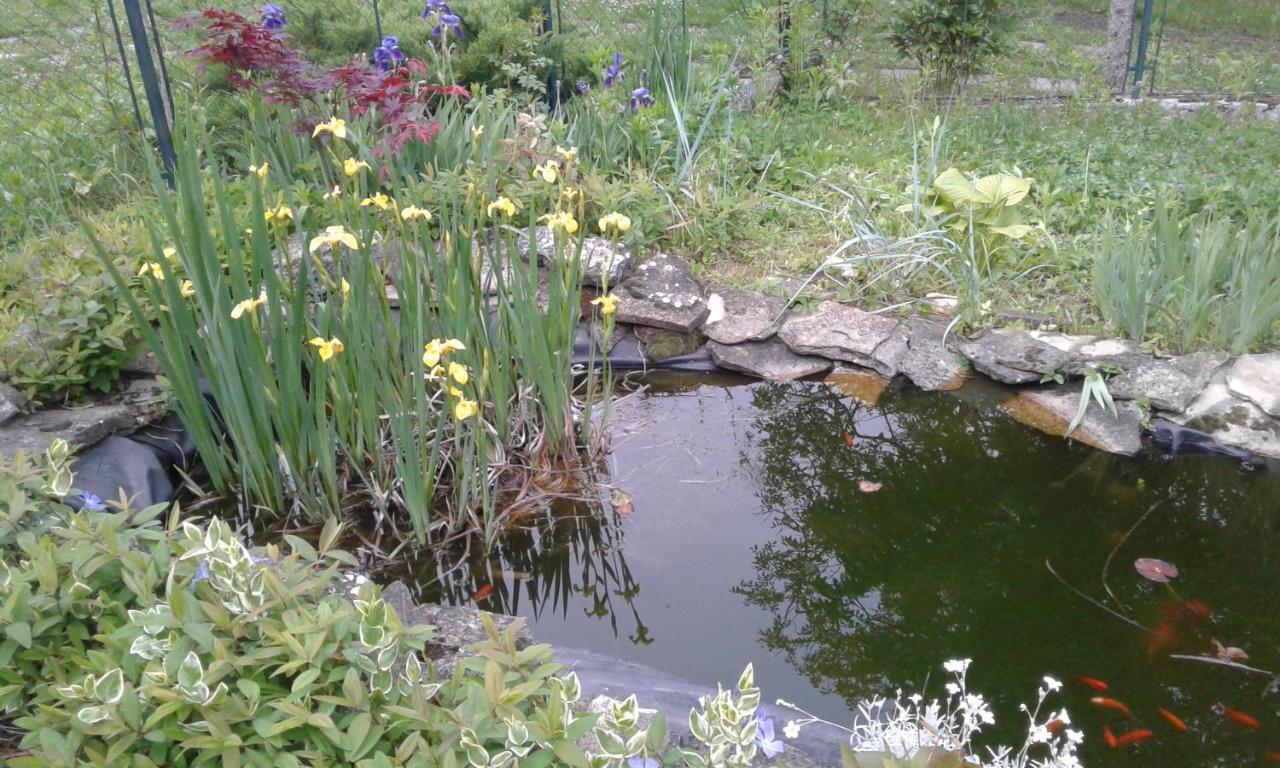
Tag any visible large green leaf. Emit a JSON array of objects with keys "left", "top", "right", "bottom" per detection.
[
  {"left": 973, "top": 174, "right": 1031, "bottom": 206},
  {"left": 930, "top": 168, "right": 978, "bottom": 205}
]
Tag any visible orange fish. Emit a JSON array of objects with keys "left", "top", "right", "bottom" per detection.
[
  {"left": 843, "top": 434, "right": 854, "bottom": 447},
  {"left": 1262, "top": 752, "right": 1280, "bottom": 764},
  {"left": 1147, "top": 622, "right": 1179, "bottom": 655},
  {"left": 1075, "top": 676, "right": 1108, "bottom": 692},
  {"left": 1092, "top": 697, "right": 1133, "bottom": 719},
  {"left": 1115, "top": 730, "right": 1154, "bottom": 747},
  {"left": 1220, "top": 704, "right": 1261, "bottom": 730},
  {"left": 1181, "top": 599, "right": 1213, "bottom": 623},
  {"left": 1103, "top": 725, "right": 1118, "bottom": 748},
  {"left": 1157, "top": 707, "right": 1188, "bottom": 733},
  {"left": 473, "top": 584, "right": 494, "bottom": 602}
]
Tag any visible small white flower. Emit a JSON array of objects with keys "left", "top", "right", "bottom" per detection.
[
  {"left": 945, "top": 683, "right": 960, "bottom": 696},
  {"left": 943, "top": 659, "right": 972, "bottom": 675},
  {"left": 783, "top": 720, "right": 801, "bottom": 740},
  {"left": 1043, "top": 676, "right": 1062, "bottom": 692}
]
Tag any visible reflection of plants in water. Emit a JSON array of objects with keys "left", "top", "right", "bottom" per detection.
[{"left": 378, "top": 502, "right": 652, "bottom": 645}]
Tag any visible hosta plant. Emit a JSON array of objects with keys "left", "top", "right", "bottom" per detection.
[{"left": 898, "top": 167, "right": 1039, "bottom": 271}]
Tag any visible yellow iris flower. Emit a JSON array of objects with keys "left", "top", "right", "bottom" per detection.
[
  {"left": 448, "top": 361, "right": 469, "bottom": 385},
  {"left": 249, "top": 162, "right": 269, "bottom": 181},
  {"left": 341, "top": 278, "right": 350, "bottom": 298},
  {"left": 163, "top": 246, "right": 178, "bottom": 262},
  {"left": 230, "top": 291, "right": 268, "bottom": 319},
  {"left": 453, "top": 398, "right": 478, "bottom": 420},
  {"left": 180, "top": 280, "right": 196, "bottom": 298},
  {"left": 598, "top": 212, "right": 632, "bottom": 234},
  {"left": 323, "top": 185, "right": 342, "bottom": 201},
  {"left": 487, "top": 196, "right": 517, "bottom": 218},
  {"left": 471, "top": 125, "right": 484, "bottom": 143},
  {"left": 533, "top": 161, "right": 559, "bottom": 184},
  {"left": 312, "top": 117, "right": 348, "bottom": 139},
  {"left": 265, "top": 205, "right": 293, "bottom": 223},
  {"left": 344, "top": 158, "right": 372, "bottom": 176},
  {"left": 591, "top": 294, "right": 619, "bottom": 316},
  {"left": 556, "top": 145, "right": 578, "bottom": 162},
  {"left": 137, "top": 262, "right": 165, "bottom": 280},
  {"left": 400, "top": 205, "right": 433, "bottom": 222},
  {"left": 360, "top": 192, "right": 392, "bottom": 210},
  {"left": 308, "top": 336, "right": 345, "bottom": 362},
  {"left": 309, "top": 225, "right": 360, "bottom": 254},
  {"left": 540, "top": 210, "right": 579, "bottom": 235}
]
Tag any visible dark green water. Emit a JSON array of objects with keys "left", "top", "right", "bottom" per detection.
[{"left": 392, "top": 373, "right": 1280, "bottom": 766}]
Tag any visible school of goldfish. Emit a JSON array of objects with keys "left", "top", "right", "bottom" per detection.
[{"left": 1075, "top": 598, "right": 1275, "bottom": 761}]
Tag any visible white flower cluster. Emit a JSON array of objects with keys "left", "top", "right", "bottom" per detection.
[{"left": 778, "top": 661, "right": 1083, "bottom": 768}]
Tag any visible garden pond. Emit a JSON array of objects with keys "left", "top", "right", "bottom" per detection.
[{"left": 368, "top": 372, "right": 1279, "bottom": 766}]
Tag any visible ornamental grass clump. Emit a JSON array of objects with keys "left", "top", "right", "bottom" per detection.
[{"left": 97, "top": 109, "right": 602, "bottom": 545}]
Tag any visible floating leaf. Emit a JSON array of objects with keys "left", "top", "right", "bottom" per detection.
[
  {"left": 858, "top": 481, "right": 883, "bottom": 494},
  {"left": 1135, "top": 558, "right": 1179, "bottom": 583}
]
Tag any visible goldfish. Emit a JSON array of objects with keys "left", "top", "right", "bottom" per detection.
[
  {"left": 1147, "top": 622, "right": 1179, "bottom": 656},
  {"left": 1092, "top": 697, "right": 1133, "bottom": 719},
  {"left": 473, "top": 584, "right": 494, "bottom": 602},
  {"left": 1157, "top": 707, "right": 1188, "bottom": 733},
  {"left": 1075, "top": 676, "right": 1108, "bottom": 692},
  {"left": 1262, "top": 752, "right": 1280, "bottom": 764},
  {"left": 1220, "top": 704, "right": 1261, "bottom": 730},
  {"left": 843, "top": 434, "right": 854, "bottom": 447},
  {"left": 1115, "top": 730, "right": 1154, "bottom": 747},
  {"left": 1103, "top": 725, "right": 1118, "bottom": 748}
]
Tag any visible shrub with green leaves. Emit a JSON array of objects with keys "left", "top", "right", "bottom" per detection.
[{"left": 887, "top": 0, "right": 1008, "bottom": 88}]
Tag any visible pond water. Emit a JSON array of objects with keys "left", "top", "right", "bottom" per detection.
[{"left": 385, "top": 372, "right": 1280, "bottom": 766}]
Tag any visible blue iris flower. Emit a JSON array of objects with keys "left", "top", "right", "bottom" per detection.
[
  {"left": 576, "top": 80, "right": 590, "bottom": 94},
  {"left": 603, "top": 52, "right": 624, "bottom": 86},
  {"left": 754, "top": 714, "right": 785, "bottom": 759},
  {"left": 373, "top": 35, "right": 406, "bottom": 71},
  {"left": 423, "top": 0, "right": 463, "bottom": 37},
  {"left": 261, "top": 3, "right": 286, "bottom": 30},
  {"left": 79, "top": 492, "right": 105, "bottom": 512},
  {"left": 629, "top": 86, "right": 653, "bottom": 110}
]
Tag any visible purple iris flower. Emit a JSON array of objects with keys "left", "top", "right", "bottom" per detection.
[
  {"left": 373, "top": 35, "right": 406, "bottom": 71},
  {"left": 423, "top": 0, "right": 462, "bottom": 37},
  {"left": 629, "top": 87, "right": 653, "bottom": 110},
  {"left": 261, "top": 3, "right": 286, "bottom": 30},
  {"left": 626, "top": 758, "right": 659, "bottom": 768},
  {"left": 576, "top": 80, "right": 590, "bottom": 94},
  {"left": 79, "top": 492, "right": 105, "bottom": 512},
  {"left": 603, "top": 52, "right": 624, "bottom": 86},
  {"left": 754, "top": 715, "right": 785, "bottom": 759}
]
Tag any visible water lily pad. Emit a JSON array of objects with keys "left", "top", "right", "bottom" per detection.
[{"left": 1135, "top": 558, "right": 1179, "bottom": 583}]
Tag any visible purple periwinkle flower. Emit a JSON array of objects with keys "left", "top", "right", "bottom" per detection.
[
  {"left": 191, "top": 559, "right": 210, "bottom": 588},
  {"left": 79, "top": 492, "right": 105, "bottom": 512},
  {"left": 261, "top": 3, "right": 286, "bottom": 30},
  {"left": 754, "top": 715, "right": 785, "bottom": 759},
  {"left": 576, "top": 80, "right": 590, "bottom": 94},
  {"left": 627, "top": 758, "right": 659, "bottom": 768},
  {"left": 630, "top": 86, "right": 653, "bottom": 110},
  {"left": 603, "top": 52, "right": 624, "bottom": 86},
  {"left": 373, "top": 35, "right": 406, "bottom": 71}
]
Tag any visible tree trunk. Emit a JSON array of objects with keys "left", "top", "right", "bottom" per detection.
[{"left": 1103, "top": 0, "right": 1135, "bottom": 92}]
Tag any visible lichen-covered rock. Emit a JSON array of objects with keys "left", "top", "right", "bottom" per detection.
[
  {"left": 518, "top": 226, "right": 633, "bottom": 287},
  {"left": 381, "top": 581, "right": 529, "bottom": 675},
  {"left": 635, "top": 326, "right": 705, "bottom": 362},
  {"left": 1110, "top": 351, "right": 1230, "bottom": 412},
  {"left": 702, "top": 290, "right": 786, "bottom": 344},
  {"left": 1225, "top": 353, "right": 1280, "bottom": 417},
  {"left": 0, "top": 382, "right": 27, "bottom": 426},
  {"left": 1001, "top": 385, "right": 1145, "bottom": 455},
  {"left": 777, "top": 301, "right": 905, "bottom": 378},
  {"left": 615, "top": 253, "right": 708, "bottom": 333},
  {"left": 708, "top": 339, "right": 832, "bottom": 381},
  {"left": 898, "top": 317, "right": 969, "bottom": 391},
  {"left": 959, "top": 330, "right": 1147, "bottom": 384},
  {"left": 0, "top": 379, "right": 170, "bottom": 461},
  {"left": 1168, "top": 370, "right": 1280, "bottom": 459}
]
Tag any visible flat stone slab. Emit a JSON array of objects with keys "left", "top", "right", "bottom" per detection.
[
  {"left": 824, "top": 367, "right": 888, "bottom": 405},
  {"left": 1110, "top": 351, "right": 1229, "bottom": 413},
  {"left": 635, "top": 326, "right": 705, "bottom": 362},
  {"left": 615, "top": 253, "right": 707, "bottom": 333},
  {"left": 701, "top": 290, "right": 786, "bottom": 344},
  {"left": 1226, "top": 353, "right": 1280, "bottom": 417},
  {"left": 777, "top": 301, "right": 905, "bottom": 378},
  {"left": 1168, "top": 370, "right": 1280, "bottom": 459},
  {"left": 708, "top": 339, "right": 832, "bottom": 381},
  {"left": 519, "top": 226, "right": 632, "bottom": 287},
  {"left": 0, "top": 382, "right": 27, "bottom": 426},
  {"left": 898, "top": 317, "right": 969, "bottom": 391},
  {"left": 1001, "top": 386, "right": 1144, "bottom": 455},
  {"left": 0, "top": 379, "right": 170, "bottom": 462},
  {"left": 958, "top": 329, "right": 1147, "bottom": 384}
]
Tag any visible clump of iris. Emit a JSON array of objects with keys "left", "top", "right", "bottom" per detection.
[
  {"left": 422, "top": 0, "right": 463, "bottom": 37},
  {"left": 603, "top": 52, "right": 623, "bottom": 86},
  {"left": 373, "top": 35, "right": 406, "bottom": 71},
  {"left": 261, "top": 3, "right": 286, "bottom": 30},
  {"left": 629, "top": 87, "right": 653, "bottom": 110}
]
